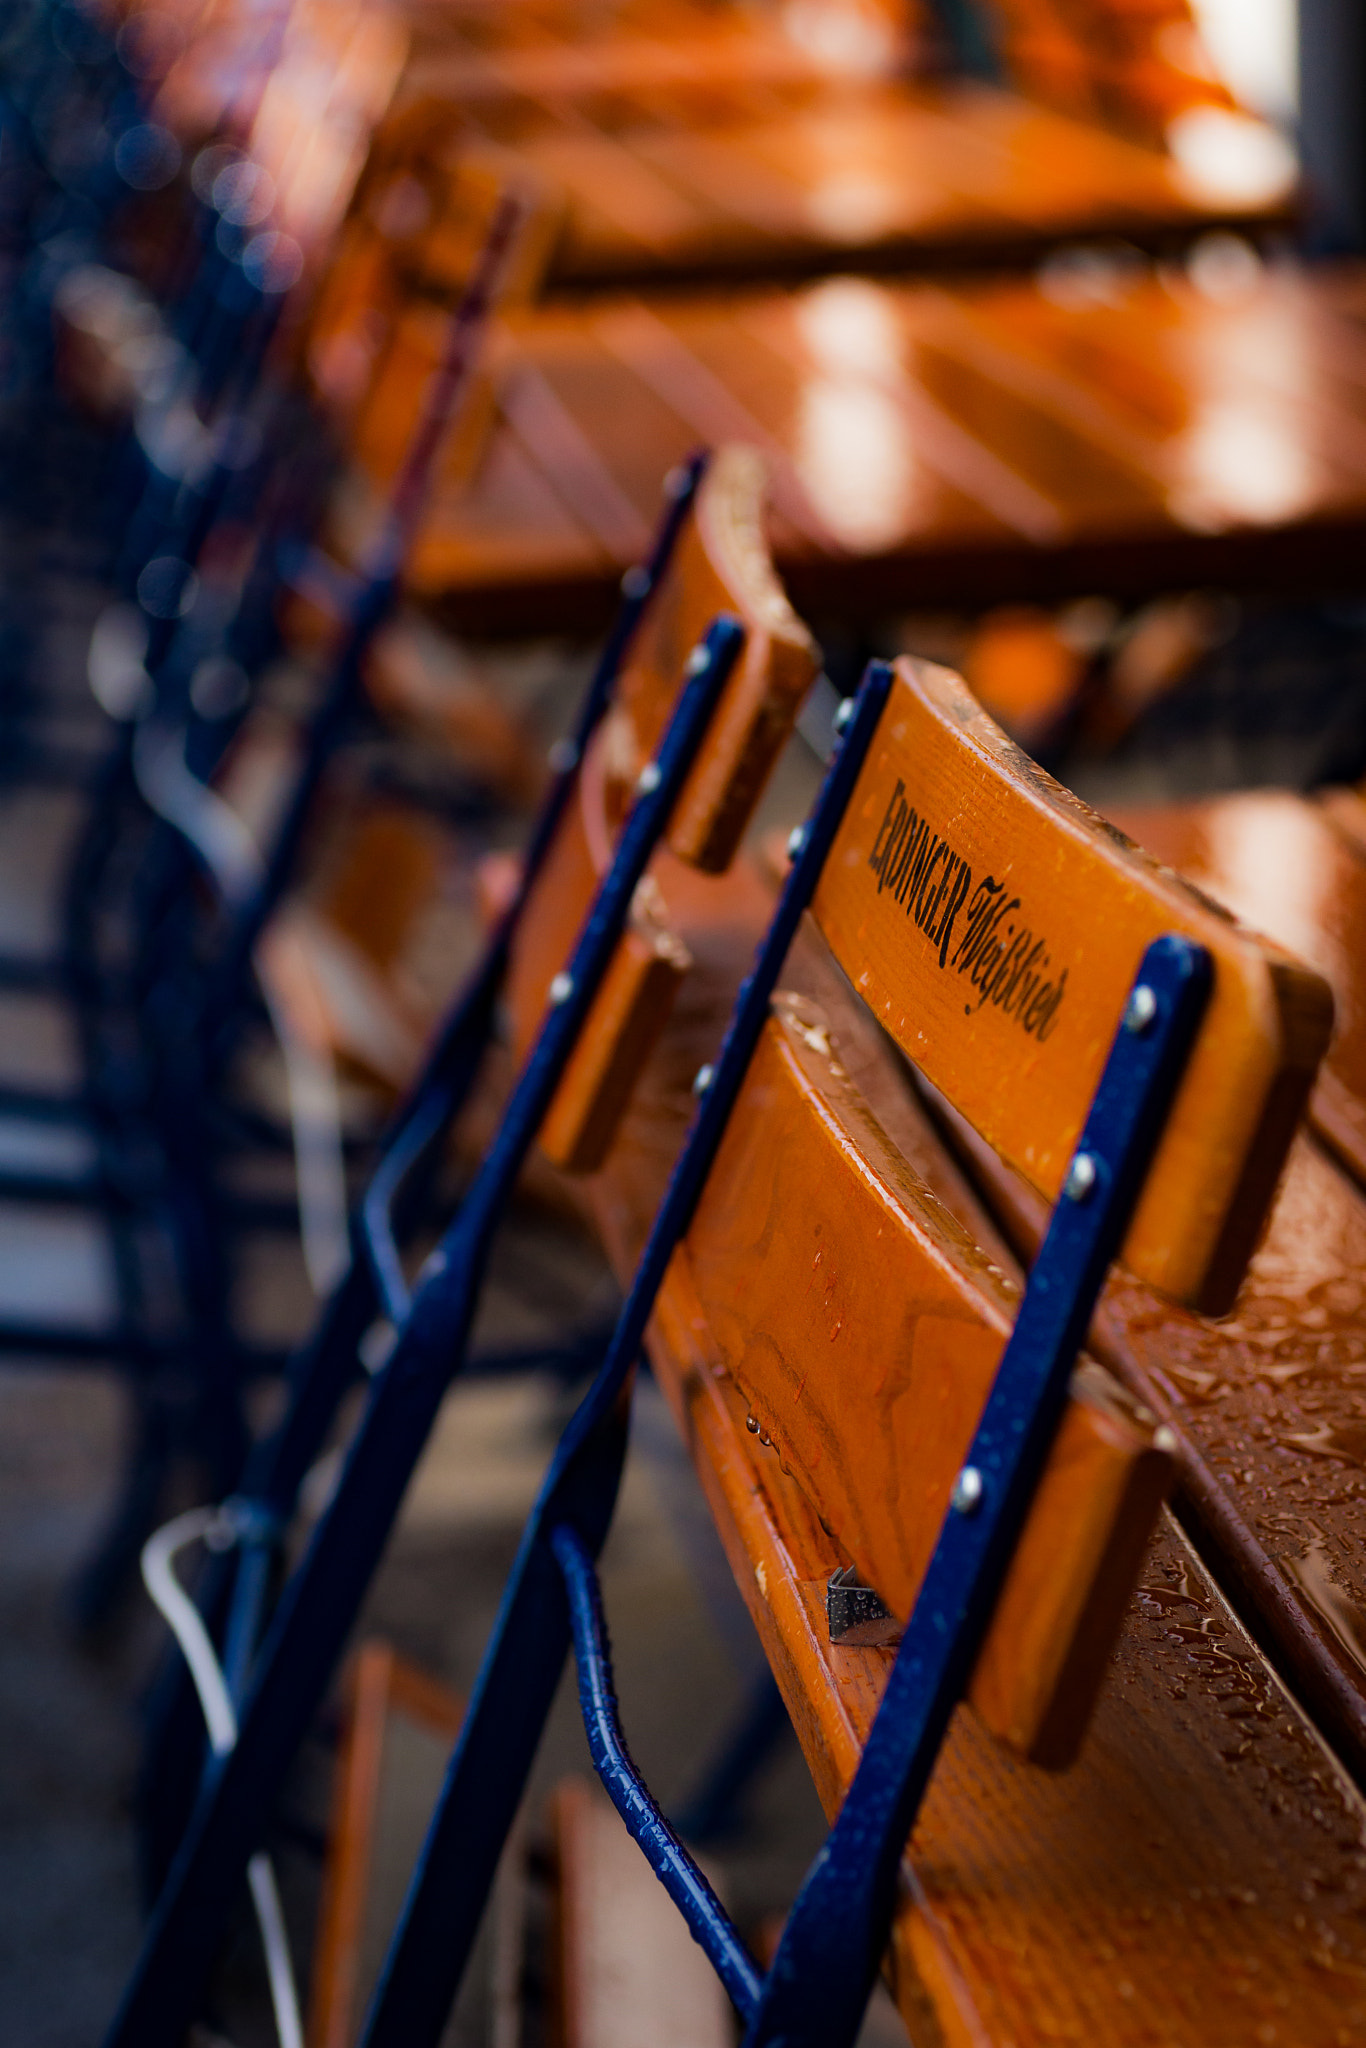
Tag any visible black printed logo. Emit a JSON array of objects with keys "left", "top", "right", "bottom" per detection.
[{"left": 866, "top": 779, "right": 1067, "bottom": 1042}]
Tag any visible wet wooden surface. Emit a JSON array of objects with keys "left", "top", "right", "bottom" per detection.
[
  {"left": 438, "top": 79, "right": 1296, "bottom": 291},
  {"left": 1110, "top": 791, "right": 1366, "bottom": 1193},
  {"left": 574, "top": 868, "right": 1366, "bottom": 2046},
  {"left": 687, "top": 996, "right": 1172, "bottom": 1767},
  {"left": 966, "top": 786, "right": 1366, "bottom": 1775},
  {"left": 809, "top": 659, "right": 1330, "bottom": 1313},
  {"left": 400, "top": 262, "right": 1366, "bottom": 632}
]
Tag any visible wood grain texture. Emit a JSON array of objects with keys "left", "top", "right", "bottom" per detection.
[
  {"left": 571, "top": 887, "right": 1366, "bottom": 2045},
  {"left": 809, "top": 658, "right": 1331, "bottom": 1312},
  {"left": 500, "top": 445, "right": 815, "bottom": 1170},
  {"left": 685, "top": 995, "right": 1171, "bottom": 1765}
]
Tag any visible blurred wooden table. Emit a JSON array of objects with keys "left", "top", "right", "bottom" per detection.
[
  {"left": 394, "top": 259, "right": 1366, "bottom": 633},
  {"left": 497, "top": 83, "right": 1298, "bottom": 292}
]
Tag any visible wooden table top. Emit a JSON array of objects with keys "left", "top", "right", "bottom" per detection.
[
  {"left": 399, "top": 259, "right": 1366, "bottom": 633},
  {"left": 493, "top": 83, "right": 1298, "bottom": 291}
]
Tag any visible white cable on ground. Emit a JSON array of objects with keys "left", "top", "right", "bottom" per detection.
[{"left": 141, "top": 1510, "right": 305, "bottom": 2048}]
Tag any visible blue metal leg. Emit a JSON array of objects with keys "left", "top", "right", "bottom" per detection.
[
  {"left": 103, "top": 618, "right": 743, "bottom": 2048},
  {"left": 353, "top": 663, "right": 897, "bottom": 2048}
]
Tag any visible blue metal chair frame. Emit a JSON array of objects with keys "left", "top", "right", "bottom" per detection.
[
  {"left": 106, "top": 572, "right": 742, "bottom": 2042},
  {"left": 0, "top": 183, "right": 532, "bottom": 1635},
  {"left": 132, "top": 446, "right": 709, "bottom": 1891},
  {"left": 318, "top": 660, "right": 1209, "bottom": 2048}
]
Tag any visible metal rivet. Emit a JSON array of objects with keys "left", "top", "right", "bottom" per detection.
[
  {"left": 1063, "top": 1151, "right": 1098, "bottom": 1202},
  {"left": 547, "top": 971, "right": 574, "bottom": 1006},
  {"left": 620, "top": 563, "right": 650, "bottom": 600},
  {"left": 685, "top": 644, "right": 709, "bottom": 677},
  {"left": 745, "top": 1412, "right": 760, "bottom": 1434},
  {"left": 636, "top": 761, "right": 662, "bottom": 795},
  {"left": 787, "top": 824, "right": 808, "bottom": 861},
  {"left": 547, "top": 736, "right": 579, "bottom": 774},
  {"left": 693, "top": 1063, "right": 714, "bottom": 1096},
  {"left": 758, "top": 1430, "right": 772, "bottom": 1448},
  {"left": 1153, "top": 1424, "right": 1179, "bottom": 1455},
  {"left": 951, "top": 1465, "right": 984, "bottom": 1515},
  {"left": 1124, "top": 983, "right": 1158, "bottom": 1034},
  {"left": 833, "top": 696, "right": 856, "bottom": 735}
]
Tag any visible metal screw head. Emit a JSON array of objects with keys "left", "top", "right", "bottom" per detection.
[
  {"left": 950, "top": 1465, "right": 984, "bottom": 1515},
  {"left": 832, "top": 696, "right": 856, "bottom": 735},
  {"left": 745, "top": 1412, "right": 760, "bottom": 1434},
  {"left": 787, "top": 824, "right": 808, "bottom": 861},
  {"left": 692, "top": 1063, "right": 715, "bottom": 1097},
  {"left": 620, "top": 563, "right": 650, "bottom": 600},
  {"left": 1124, "top": 983, "right": 1158, "bottom": 1034},
  {"left": 1063, "top": 1150, "right": 1098, "bottom": 1202},
  {"left": 685, "top": 644, "right": 710, "bottom": 677},
  {"left": 547, "top": 971, "right": 574, "bottom": 1006},
  {"left": 547, "top": 735, "right": 579, "bottom": 775},
  {"left": 636, "top": 761, "right": 662, "bottom": 795}
]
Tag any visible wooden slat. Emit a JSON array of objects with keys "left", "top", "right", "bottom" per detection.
[
  {"left": 310, "top": 1644, "right": 466, "bottom": 2048},
  {"left": 809, "top": 657, "right": 1331, "bottom": 1312},
  {"left": 685, "top": 995, "right": 1171, "bottom": 1765},
  {"left": 499, "top": 444, "right": 816, "bottom": 1170},
  {"left": 570, "top": 878, "right": 1366, "bottom": 2047},
  {"left": 532, "top": 81, "right": 1294, "bottom": 289}
]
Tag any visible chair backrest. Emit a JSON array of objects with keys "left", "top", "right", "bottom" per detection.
[
  {"left": 811, "top": 659, "right": 1330, "bottom": 1314},
  {"left": 338, "top": 646, "right": 1333, "bottom": 2048},
  {"left": 670, "top": 657, "right": 1327, "bottom": 1764},
  {"left": 505, "top": 442, "right": 819, "bottom": 1172},
  {"left": 307, "top": 138, "right": 553, "bottom": 489}
]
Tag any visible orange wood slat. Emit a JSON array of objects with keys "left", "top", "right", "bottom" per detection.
[
  {"left": 810, "top": 658, "right": 1331, "bottom": 1312},
  {"left": 572, "top": 891, "right": 1366, "bottom": 2046},
  {"left": 685, "top": 997, "right": 1171, "bottom": 1766}
]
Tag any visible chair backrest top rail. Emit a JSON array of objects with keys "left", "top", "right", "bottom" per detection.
[{"left": 810, "top": 656, "right": 1333, "bottom": 1312}]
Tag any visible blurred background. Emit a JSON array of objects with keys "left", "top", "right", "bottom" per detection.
[{"left": 0, "top": 1, "right": 1361, "bottom": 2043}]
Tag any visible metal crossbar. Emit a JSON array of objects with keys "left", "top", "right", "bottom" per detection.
[
  {"left": 348, "top": 661, "right": 1211, "bottom": 2048},
  {"left": 551, "top": 1521, "right": 765, "bottom": 2018}
]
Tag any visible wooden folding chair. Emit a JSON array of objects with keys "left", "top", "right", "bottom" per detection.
[
  {"left": 341, "top": 652, "right": 1332, "bottom": 2047},
  {"left": 110, "top": 440, "right": 819, "bottom": 2044},
  {"left": 304, "top": 139, "right": 555, "bottom": 495}
]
